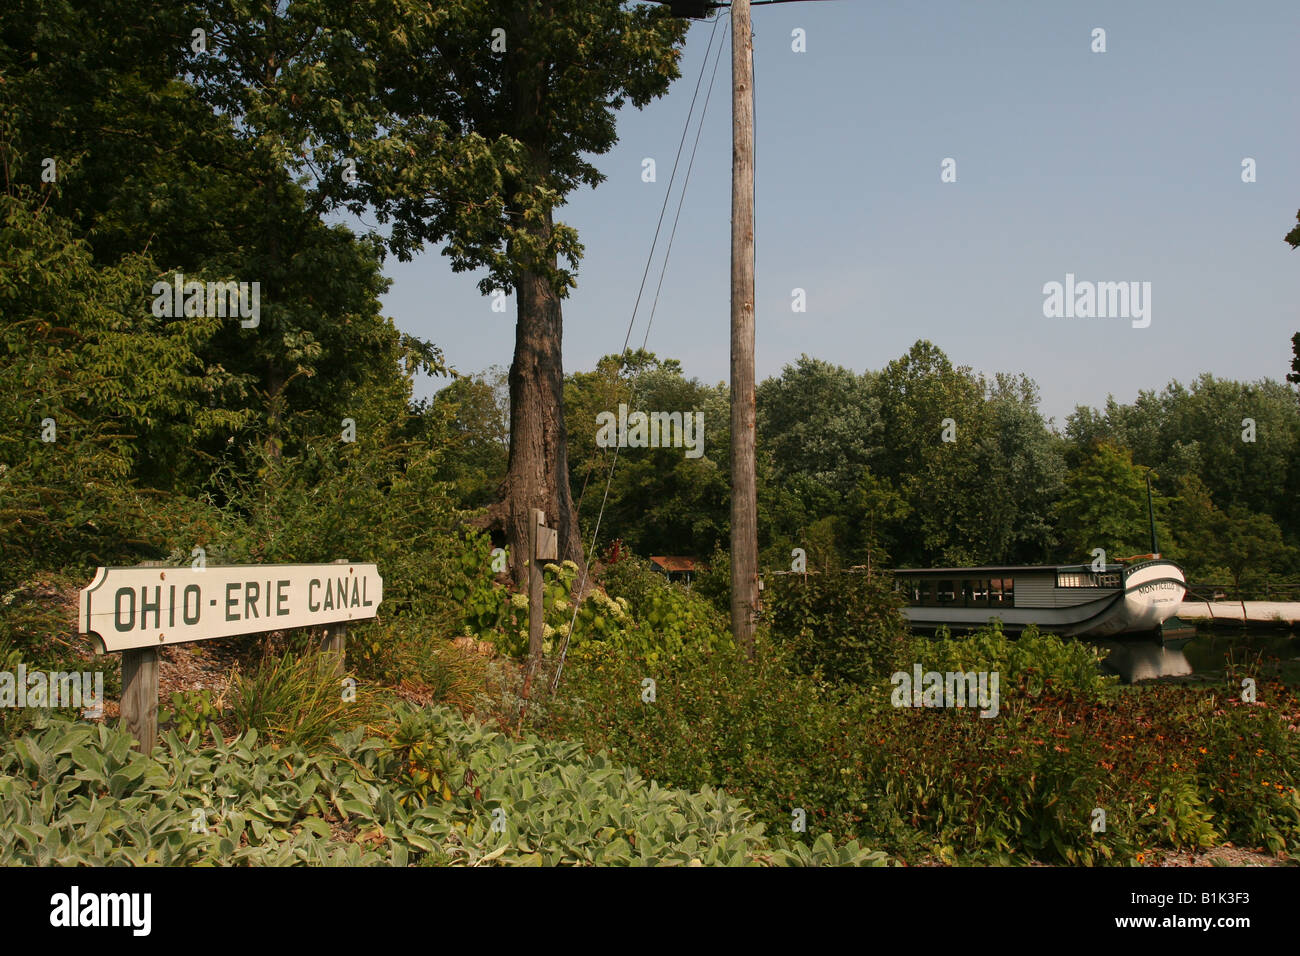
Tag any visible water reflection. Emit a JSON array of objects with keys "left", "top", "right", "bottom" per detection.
[
  {"left": 1096, "top": 640, "right": 1192, "bottom": 682},
  {"left": 1095, "top": 629, "right": 1299, "bottom": 685}
]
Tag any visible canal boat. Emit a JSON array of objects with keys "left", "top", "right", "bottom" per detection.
[{"left": 893, "top": 558, "right": 1187, "bottom": 639}]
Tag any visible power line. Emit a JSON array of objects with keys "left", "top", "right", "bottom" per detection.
[
  {"left": 552, "top": 13, "right": 731, "bottom": 690},
  {"left": 641, "top": 19, "right": 729, "bottom": 355}
]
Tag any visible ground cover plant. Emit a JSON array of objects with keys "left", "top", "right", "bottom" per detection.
[{"left": 0, "top": 705, "right": 886, "bottom": 867}]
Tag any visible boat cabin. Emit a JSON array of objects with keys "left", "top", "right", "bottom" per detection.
[{"left": 894, "top": 564, "right": 1125, "bottom": 611}]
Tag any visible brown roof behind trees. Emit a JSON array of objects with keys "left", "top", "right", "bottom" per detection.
[{"left": 650, "top": 556, "right": 698, "bottom": 573}]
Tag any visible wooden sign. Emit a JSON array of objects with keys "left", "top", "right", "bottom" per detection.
[
  {"left": 79, "top": 563, "right": 383, "bottom": 654},
  {"left": 536, "top": 526, "right": 558, "bottom": 561}
]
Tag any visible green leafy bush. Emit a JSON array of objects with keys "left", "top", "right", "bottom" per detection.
[
  {"left": 448, "top": 532, "right": 510, "bottom": 637},
  {"left": 1189, "top": 684, "right": 1300, "bottom": 855},
  {"left": 541, "top": 639, "right": 906, "bottom": 850},
  {"left": 689, "top": 546, "right": 731, "bottom": 617},
  {"left": 764, "top": 570, "right": 911, "bottom": 684},
  {"left": 541, "top": 634, "right": 1300, "bottom": 864},
  {"left": 901, "top": 623, "right": 1118, "bottom": 703},
  {"left": 489, "top": 557, "right": 732, "bottom": 667},
  {"left": 350, "top": 618, "right": 489, "bottom": 710}
]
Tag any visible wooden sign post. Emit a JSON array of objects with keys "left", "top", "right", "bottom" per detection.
[
  {"left": 79, "top": 561, "right": 383, "bottom": 751},
  {"left": 524, "top": 509, "right": 558, "bottom": 692},
  {"left": 119, "top": 646, "right": 159, "bottom": 758},
  {"left": 318, "top": 558, "right": 349, "bottom": 677}
]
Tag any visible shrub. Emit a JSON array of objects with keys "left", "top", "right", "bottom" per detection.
[
  {"left": 159, "top": 689, "right": 223, "bottom": 741},
  {"left": 350, "top": 618, "right": 490, "bottom": 711},
  {"left": 1189, "top": 682, "right": 1300, "bottom": 854},
  {"left": 763, "top": 570, "right": 911, "bottom": 684},
  {"left": 541, "top": 639, "right": 905, "bottom": 849},
  {"left": 688, "top": 546, "right": 731, "bottom": 616},
  {"left": 540, "top": 632, "right": 1300, "bottom": 864},
  {"left": 489, "top": 556, "right": 732, "bottom": 667},
  {"left": 900, "top": 623, "right": 1118, "bottom": 703},
  {"left": 447, "top": 532, "right": 510, "bottom": 637}
]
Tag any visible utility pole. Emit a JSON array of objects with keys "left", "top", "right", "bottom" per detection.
[
  {"left": 729, "top": 0, "right": 758, "bottom": 656},
  {"left": 655, "top": 0, "right": 826, "bottom": 656}
]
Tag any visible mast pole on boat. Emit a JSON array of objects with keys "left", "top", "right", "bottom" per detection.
[{"left": 1145, "top": 470, "right": 1159, "bottom": 558}]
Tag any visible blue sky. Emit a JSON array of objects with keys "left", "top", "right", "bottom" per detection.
[{"left": 373, "top": 0, "right": 1300, "bottom": 426}]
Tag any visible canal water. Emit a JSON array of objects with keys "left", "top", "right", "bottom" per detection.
[
  {"left": 1095, "top": 627, "right": 1300, "bottom": 686},
  {"left": 1181, "top": 627, "right": 1299, "bottom": 684}
]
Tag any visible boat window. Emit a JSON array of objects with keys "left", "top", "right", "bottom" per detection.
[
  {"left": 1058, "top": 570, "right": 1122, "bottom": 588},
  {"left": 906, "top": 575, "right": 1018, "bottom": 607},
  {"left": 989, "top": 577, "right": 1014, "bottom": 605}
]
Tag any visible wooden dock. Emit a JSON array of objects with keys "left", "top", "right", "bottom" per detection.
[{"left": 1176, "top": 600, "right": 1300, "bottom": 626}]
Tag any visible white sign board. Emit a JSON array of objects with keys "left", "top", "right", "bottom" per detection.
[{"left": 79, "top": 563, "right": 383, "bottom": 653}]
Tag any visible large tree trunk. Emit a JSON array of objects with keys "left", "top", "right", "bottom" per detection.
[
  {"left": 487, "top": 4, "right": 585, "bottom": 595},
  {"left": 495, "top": 253, "right": 586, "bottom": 592}
]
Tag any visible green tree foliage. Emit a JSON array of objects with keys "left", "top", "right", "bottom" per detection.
[
  {"left": 1168, "top": 475, "right": 1231, "bottom": 581},
  {"left": 852, "top": 468, "right": 910, "bottom": 576},
  {"left": 1, "top": 0, "right": 461, "bottom": 641},
  {"left": 755, "top": 355, "right": 880, "bottom": 567},
  {"left": 564, "top": 352, "right": 730, "bottom": 557},
  {"left": 1054, "top": 442, "right": 1171, "bottom": 563},
  {"left": 1216, "top": 506, "right": 1295, "bottom": 592},
  {"left": 1065, "top": 374, "right": 1300, "bottom": 549},
  {"left": 757, "top": 355, "right": 881, "bottom": 508},
  {"left": 425, "top": 369, "right": 511, "bottom": 509},
  {"left": 179, "top": 0, "right": 691, "bottom": 580},
  {"left": 1, "top": 0, "right": 442, "bottom": 499},
  {"left": 0, "top": 185, "right": 238, "bottom": 589},
  {"left": 873, "top": 341, "right": 1063, "bottom": 566}
]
